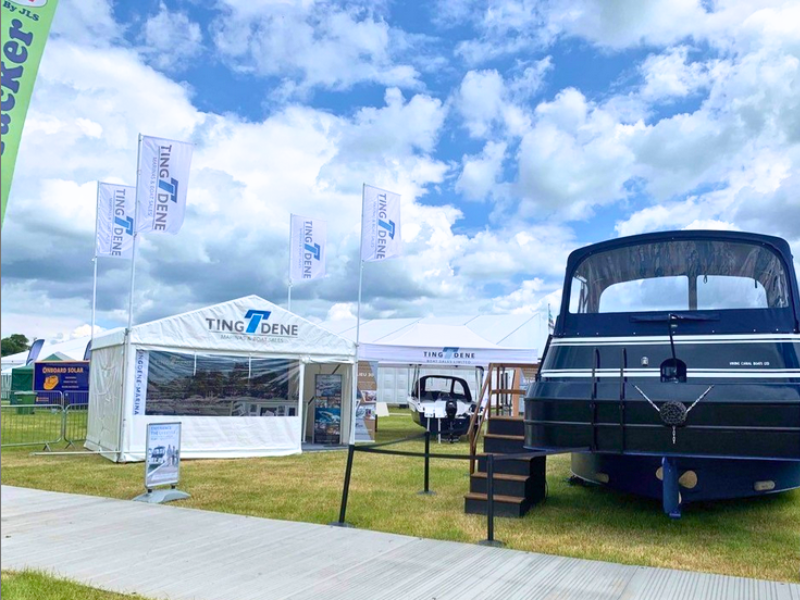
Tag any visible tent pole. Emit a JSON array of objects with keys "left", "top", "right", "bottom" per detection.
[
  {"left": 127, "top": 134, "right": 143, "bottom": 329},
  {"left": 288, "top": 282, "right": 292, "bottom": 313},
  {"left": 298, "top": 361, "right": 306, "bottom": 449}
]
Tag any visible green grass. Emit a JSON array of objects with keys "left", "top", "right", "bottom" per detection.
[
  {"left": 2, "top": 411, "right": 798, "bottom": 583},
  {"left": 1, "top": 571, "right": 149, "bottom": 600}
]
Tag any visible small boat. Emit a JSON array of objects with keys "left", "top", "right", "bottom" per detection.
[
  {"left": 524, "top": 230, "right": 800, "bottom": 517},
  {"left": 409, "top": 375, "right": 476, "bottom": 439}
]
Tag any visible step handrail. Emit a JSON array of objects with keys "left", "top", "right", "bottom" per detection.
[{"left": 468, "top": 362, "right": 537, "bottom": 474}]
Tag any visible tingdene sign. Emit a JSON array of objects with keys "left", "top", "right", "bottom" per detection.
[{"left": 205, "top": 310, "right": 299, "bottom": 339}]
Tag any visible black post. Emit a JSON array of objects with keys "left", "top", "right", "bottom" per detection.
[
  {"left": 329, "top": 444, "right": 355, "bottom": 527},
  {"left": 479, "top": 454, "right": 504, "bottom": 547},
  {"left": 418, "top": 430, "right": 435, "bottom": 495}
]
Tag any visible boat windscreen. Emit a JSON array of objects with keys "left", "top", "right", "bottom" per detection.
[{"left": 569, "top": 240, "right": 790, "bottom": 314}]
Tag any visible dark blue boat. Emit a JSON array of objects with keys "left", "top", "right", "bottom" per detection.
[{"left": 524, "top": 230, "right": 800, "bottom": 517}]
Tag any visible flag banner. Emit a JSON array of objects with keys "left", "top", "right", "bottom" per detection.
[
  {"left": 0, "top": 0, "right": 61, "bottom": 228},
  {"left": 136, "top": 135, "right": 193, "bottom": 235},
  {"left": 289, "top": 214, "right": 326, "bottom": 283},
  {"left": 96, "top": 183, "right": 135, "bottom": 259},
  {"left": 361, "top": 185, "right": 401, "bottom": 262}
]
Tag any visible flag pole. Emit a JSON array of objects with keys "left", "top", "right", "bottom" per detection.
[
  {"left": 288, "top": 215, "right": 293, "bottom": 312},
  {"left": 91, "top": 182, "right": 100, "bottom": 344},
  {"left": 127, "top": 135, "right": 142, "bottom": 329},
  {"left": 356, "top": 184, "right": 365, "bottom": 352},
  {"left": 351, "top": 184, "right": 366, "bottom": 445}
]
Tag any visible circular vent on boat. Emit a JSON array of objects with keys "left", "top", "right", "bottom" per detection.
[{"left": 660, "top": 401, "right": 688, "bottom": 426}]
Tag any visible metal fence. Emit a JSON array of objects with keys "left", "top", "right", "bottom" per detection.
[
  {"left": 1, "top": 392, "right": 89, "bottom": 450},
  {"left": 63, "top": 403, "right": 89, "bottom": 448},
  {"left": 1, "top": 403, "right": 66, "bottom": 450}
]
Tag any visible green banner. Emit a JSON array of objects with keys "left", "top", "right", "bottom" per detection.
[{"left": 1, "top": 0, "right": 60, "bottom": 228}]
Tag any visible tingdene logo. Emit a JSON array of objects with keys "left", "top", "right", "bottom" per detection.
[
  {"left": 302, "top": 220, "right": 321, "bottom": 278},
  {"left": 376, "top": 192, "right": 395, "bottom": 259},
  {"left": 205, "top": 310, "right": 299, "bottom": 337},
  {"left": 422, "top": 347, "right": 476, "bottom": 360},
  {"left": 154, "top": 144, "right": 179, "bottom": 231},
  {"left": 111, "top": 187, "right": 133, "bottom": 255}
]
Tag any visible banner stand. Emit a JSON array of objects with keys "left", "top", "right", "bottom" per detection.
[{"left": 133, "top": 422, "right": 190, "bottom": 504}]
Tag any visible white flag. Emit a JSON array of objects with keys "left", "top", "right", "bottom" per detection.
[
  {"left": 290, "top": 214, "right": 326, "bottom": 283},
  {"left": 361, "top": 184, "right": 401, "bottom": 262},
  {"left": 96, "top": 182, "right": 136, "bottom": 259},
  {"left": 136, "top": 135, "right": 193, "bottom": 235}
]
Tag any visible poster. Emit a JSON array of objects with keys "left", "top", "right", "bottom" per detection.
[
  {"left": 356, "top": 361, "right": 377, "bottom": 441},
  {"left": 314, "top": 374, "right": 342, "bottom": 445},
  {"left": 33, "top": 361, "right": 89, "bottom": 404},
  {"left": 145, "top": 422, "right": 181, "bottom": 488}
]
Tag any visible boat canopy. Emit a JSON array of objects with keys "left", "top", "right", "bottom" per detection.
[{"left": 558, "top": 231, "right": 800, "bottom": 337}]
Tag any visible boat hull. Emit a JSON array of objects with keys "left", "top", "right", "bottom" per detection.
[
  {"left": 570, "top": 453, "right": 800, "bottom": 503},
  {"left": 411, "top": 408, "right": 471, "bottom": 437}
]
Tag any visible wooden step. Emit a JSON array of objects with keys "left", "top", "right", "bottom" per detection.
[
  {"left": 470, "top": 472, "right": 531, "bottom": 497},
  {"left": 470, "top": 472, "right": 528, "bottom": 482},
  {"left": 475, "top": 452, "right": 537, "bottom": 476},
  {"left": 486, "top": 416, "right": 525, "bottom": 437},
  {"left": 464, "top": 492, "right": 530, "bottom": 518},
  {"left": 483, "top": 433, "right": 525, "bottom": 454},
  {"left": 475, "top": 452, "right": 546, "bottom": 477}
]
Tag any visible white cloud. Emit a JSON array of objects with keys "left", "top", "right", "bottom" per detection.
[
  {"left": 548, "top": 0, "right": 706, "bottom": 49},
  {"left": 453, "top": 64, "right": 546, "bottom": 139},
  {"left": 142, "top": 3, "right": 203, "bottom": 71},
  {"left": 212, "top": 1, "right": 420, "bottom": 94},
  {"left": 454, "top": 70, "right": 506, "bottom": 138},
  {"left": 516, "top": 88, "right": 640, "bottom": 218},
  {"left": 640, "top": 46, "right": 710, "bottom": 101},
  {"left": 456, "top": 141, "right": 507, "bottom": 201}
]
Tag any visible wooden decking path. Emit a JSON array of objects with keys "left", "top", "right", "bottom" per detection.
[{"left": 1, "top": 485, "right": 797, "bottom": 600}]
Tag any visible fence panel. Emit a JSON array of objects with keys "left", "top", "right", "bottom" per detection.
[
  {"left": 64, "top": 390, "right": 89, "bottom": 406},
  {"left": 63, "top": 404, "right": 89, "bottom": 447},
  {"left": 1, "top": 403, "right": 64, "bottom": 449},
  {"left": 32, "top": 390, "right": 66, "bottom": 406}
]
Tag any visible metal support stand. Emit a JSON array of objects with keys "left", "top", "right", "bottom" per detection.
[
  {"left": 133, "top": 488, "right": 190, "bottom": 504},
  {"left": 329, "top": 444, "right": 355, "bottom": 527},
  {"left": 662, "top": 456, "right": 681, "bottom": 519},
  {"left": 418, "top": 430, "right": 435, "bottom": 495},
  {"left": 479, "top": 454, "right": 504, "bottom": 547}
]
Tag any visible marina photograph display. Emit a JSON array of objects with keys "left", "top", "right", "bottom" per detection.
[{"left": 143, "top": 351, "right": 299, "bottom": 417}]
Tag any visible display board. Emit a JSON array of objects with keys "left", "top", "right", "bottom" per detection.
[
  {"left": 355, "top": 361, "right": 377, "bottom": 441},
  {"left": 145, "top": 422, "right": 181, "bottom": 489},
  {"left": 314, "top": 374, "right": 342, "bottom": 444},
  {"left": 33, "top": 361, "right": 89, "bottom": 404}
]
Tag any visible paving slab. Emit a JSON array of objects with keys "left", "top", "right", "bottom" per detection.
[{"left": 2, "top": 486, "right": 797, "bottom": 600}]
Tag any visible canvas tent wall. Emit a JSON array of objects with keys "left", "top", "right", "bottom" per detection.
[
  {"left": 322, "top": 316, "right": 542, "bottom": 405},
  {"left": 86, "top": 296, "right": 356, "bottom": 462}
]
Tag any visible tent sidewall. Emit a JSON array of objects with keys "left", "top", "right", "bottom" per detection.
[{"left": 88, "top": 338, "right": 355, "bottom": 462}]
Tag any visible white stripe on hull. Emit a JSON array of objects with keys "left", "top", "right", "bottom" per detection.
[
  {"left": 542, "top": 368, "right": 800, "bottom": 379},
  {"left": 551, "top": 334, "right": 800, "bottom": 346}
]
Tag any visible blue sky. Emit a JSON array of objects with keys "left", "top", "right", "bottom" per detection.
[{"left": 2, "top": 0, "right": 800, "bottom": 341}]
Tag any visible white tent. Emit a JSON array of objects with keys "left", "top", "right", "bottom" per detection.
[
  {"left": 1, "top": 336, "right": 93, "bottom": 372},
  {"left": 322, "top": 315, "right": 543, "bottom": 405},
  {"left": 87, "top": 296, "right": 357, "bottom": 462},
  {"left": 323, "top": 314, "right": 545, "bottom": 365}
]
